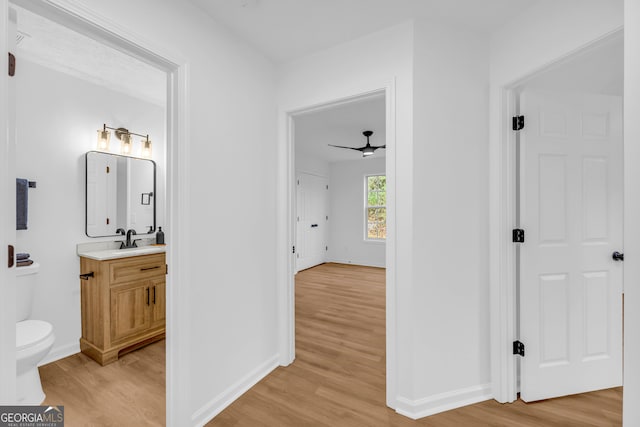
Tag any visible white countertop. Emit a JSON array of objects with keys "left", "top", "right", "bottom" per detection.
[{"left": 77, "top": 241, "right": 166, "bottom": 260}]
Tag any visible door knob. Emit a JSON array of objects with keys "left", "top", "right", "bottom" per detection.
[{"left": 612, "top": 251, "right": 624, "bottom": 261}]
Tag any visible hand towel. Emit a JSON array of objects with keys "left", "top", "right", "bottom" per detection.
[
  {"left": 16, "top": 178, "right": 28, "bottom": 230},
  {"left": 16, "top": 253, "right": 30, "bottom": 261},
  {"left": 17, "top": 259, "right": 33, "bottom": 267}
]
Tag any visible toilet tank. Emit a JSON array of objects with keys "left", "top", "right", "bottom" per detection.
[{"left": 15, "top": 263, "right": 40, "bottom": 322}]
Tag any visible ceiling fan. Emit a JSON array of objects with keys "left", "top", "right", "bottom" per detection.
[{"left": 328, "top": 130, "right": 385, "bottom": 157}]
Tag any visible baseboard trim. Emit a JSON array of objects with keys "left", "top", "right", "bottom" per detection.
[
  {"left": 395, "top": 383, "right": 492, "bottom": 420},
  {"left": 328, "top": 259, "right": 386, "bottom": 269},
  {"left": 39, "top": 342, "right": 80, "bottom": 366},
  {"left": 191, "top": 354, "right": 279, "bottom": 426}
]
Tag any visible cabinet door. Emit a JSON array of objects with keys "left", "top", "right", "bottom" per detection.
[
  {"left": 110, "top": 281, "right": 151, "bottom": 342},
  {"left": 150, "top": 278, "right": 165, "bottom": 328}
]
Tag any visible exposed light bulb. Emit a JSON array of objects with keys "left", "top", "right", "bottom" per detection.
[
  {"left": 97, "top": 128, "right": 110, "bottom": 151},
  {"left": 120, "top": 134, "right": 132, "bottom": 155},
  {"left": 141, "top": 138, "right": 152, "bottom": 158}
]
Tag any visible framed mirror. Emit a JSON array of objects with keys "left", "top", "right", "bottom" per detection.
[{"left": 85, "top": 151, "right": 156, "bottom": 237}]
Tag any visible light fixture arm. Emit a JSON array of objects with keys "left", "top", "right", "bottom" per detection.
[{"left": 103, "top": 124, "right": 150, "bottom": 141}]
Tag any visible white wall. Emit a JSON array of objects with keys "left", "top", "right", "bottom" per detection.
[
  {"left": 295, "top": 150, "right": 329, "bottom": 177},
  {"left": 6, "top": 1, "right": 279, "bottom": 425},
  {"left": 489, "top": 0, "right": 624, "bottom": 403},
  {"left": 277, "top": 21, "right": 413, "bottom": 410},
  {"left": 14, "top": 58, "right": 165, "bottom": 364},
  {"left": 624, "top": 0, "right": 640, "bottom": 424},
  {"left": 329, "top": 158, "right": 385, "bottom": 268},
  {"left": 398, "top": 20, "right": 491, "bottom": 416}
]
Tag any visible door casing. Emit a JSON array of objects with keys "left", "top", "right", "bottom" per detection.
[{"left": 277, "top": 85, "right": 397, "bottom": 408}]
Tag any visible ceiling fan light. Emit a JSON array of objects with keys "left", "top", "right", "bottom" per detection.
[{"left": 363, "top": 147, "right": 375, "bottom": 156}]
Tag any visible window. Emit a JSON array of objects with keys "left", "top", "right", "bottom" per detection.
[{"left": 366, "top": 175, "right": 386, "bottom": 240}]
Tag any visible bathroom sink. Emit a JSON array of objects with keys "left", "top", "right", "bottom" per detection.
[{"left": 77, "top": 245, "right": 166, "bottom": 260}]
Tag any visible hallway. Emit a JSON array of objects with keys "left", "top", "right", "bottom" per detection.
[{"left": 208, "top": 263, "right": 621, "bottom": 426}]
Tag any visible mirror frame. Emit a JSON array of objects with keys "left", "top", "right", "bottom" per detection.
[{"left": 85, "top": 150, "right": 157, "bottom": 238}]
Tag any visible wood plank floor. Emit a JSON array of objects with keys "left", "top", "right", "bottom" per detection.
[
  {"left": 37, "top": 263, "right": 621, "bottom": 426},
  {"left": 208, "top": 262, "right": 622, "bottom": 427},
  {"left": 40, "top": 339, "right": 165, "bottom": 426}
]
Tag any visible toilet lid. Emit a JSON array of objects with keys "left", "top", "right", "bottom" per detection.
[{"left": 16, "top": 320, "right": 53, "bottom": 350}]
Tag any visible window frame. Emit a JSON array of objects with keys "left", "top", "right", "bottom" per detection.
[{"left": 364, "top": 173, "right": 386, "bottom": 242}]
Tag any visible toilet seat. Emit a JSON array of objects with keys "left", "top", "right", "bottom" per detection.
[{"left": 16, "top": 320, "right": 53, "bottom": 351}]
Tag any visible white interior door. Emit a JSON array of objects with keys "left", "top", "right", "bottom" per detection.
[
  {"left": 296, "top": 172, "right": 328, "bottom": 272},
  {"left": 519, "top": 90, "right": 623, "bottom": 402}
]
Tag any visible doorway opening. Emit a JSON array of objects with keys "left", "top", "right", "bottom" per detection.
[
  {"left": 293, "top": 94, "right": 386, "bottom": 272},
  {"left": 280, "top": 85, "right": 397, "bottom": 408},
  {"left": 3, "top": 0, "right": 187, "bottom": 424},
  {"left": 497, "top": 30, "right": 623, "bottom": 412}
]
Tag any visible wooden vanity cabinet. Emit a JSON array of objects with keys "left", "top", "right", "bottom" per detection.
[{"left": 79, "top": 253, "right": 166, "bottom": 365}]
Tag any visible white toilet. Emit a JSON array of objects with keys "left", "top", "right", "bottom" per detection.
[{"left": 15, "top": 263, "right": 55, "bottom": 404}]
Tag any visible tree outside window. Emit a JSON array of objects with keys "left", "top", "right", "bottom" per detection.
[{"left": 366, "top": 175, "right": 386, "bottom": 240}]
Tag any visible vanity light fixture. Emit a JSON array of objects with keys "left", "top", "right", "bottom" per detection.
[{"left": 97, "top": 124, "right": 153, "bottom": 158}]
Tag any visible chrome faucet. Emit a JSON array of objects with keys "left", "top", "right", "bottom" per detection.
[{"left": 119, "top": 229, "right": 138, "bottom": 249}]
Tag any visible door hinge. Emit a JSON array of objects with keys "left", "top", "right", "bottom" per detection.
[
  {"left": 326, "top": 185, "right": 329, "bottom": 190},
  {"left": 512, "top": 115, "right": 524, "bottom": 131},
  {"left": 326, "top": 215, "right": 328, "bottom": 221},
  {"left": 8, "top": 52, "right": 16, "bottom": 76},
  {"left": 325, "top": 246, "right": 328, "bottom": 251},
  {"left": 166, "top": 264, "right": 168, "bottom": 275},
  {"left": 512, "top": 228, "right": 525, "bottom": 243},
  {"left": 292, "top": 246, "right": 296, "bottom": 254},
  {"left": 106, "top": 166, "right": 110, "bottom": 173},
  {"left": 8, "top": 245, "right": 14, "bottom": 268},
  {"left": 513, "top": 340, "right": 525, "bottom": 357},
  {"left": 297, "top": 179, "right": 300, "bottom": 185},
  {"left": 106, "top": 218, "right": 110, "bottom": 225}
]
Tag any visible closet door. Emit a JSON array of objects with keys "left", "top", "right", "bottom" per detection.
[
  {"left": 296, "top": 172, "right": 328, "bottom": 272},
  {"left": 519, "top": 89, "right": 623, "bottom": 402}
]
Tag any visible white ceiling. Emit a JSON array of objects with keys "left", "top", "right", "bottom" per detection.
[
  {"left": 14, "top": 6, "right": 166, "bottom": 106},
  {"left": 295, "top": 94, "right": 386, "bottom": 163},
  {"left": 189, "top": 0, "right": 536, "bottom": 63},
  {"left": 520, "top": 33, "right": 623, "bottom": 96}
]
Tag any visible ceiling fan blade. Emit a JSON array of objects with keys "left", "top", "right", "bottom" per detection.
[
  {"left": 372, "top": 145, "right": 386, "bottom": 149},
  {"left": 328, "top": 144, "right": 365, "bottom": 152}
]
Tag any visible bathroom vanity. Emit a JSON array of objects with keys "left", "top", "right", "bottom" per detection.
[{"left": 78, "top": 248, "right": 166, "bottom": 366}]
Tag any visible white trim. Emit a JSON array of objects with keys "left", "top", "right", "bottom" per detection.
[
  {"left": 489, "top": 28, "right": 624, "bottom": 403},
  {"left": 39, "top": 342, "right": 80, "bottom": 367},
  {"left": 328, "top": 259, "right": 386, "bottom": 269},
  {"left": 277, "top": 79, "right": 398, "bottom": 410},
  {"left": 4, "top": 1, "right": 190, "bottom": 424},
  {"left": 489, "top": 87, "right": 518, "bottom": 403},
  {"left": 190, "top": 355, "right": 279, "bottom": 427},
  {"left": 294, "top": 170, "right": 329, "bottom": 179},
  {"left": 395, "top": 384, "right": 492, "bottom": 420},
  {"left": 0, "top": 0, "right": 17, "bottom": 404}
]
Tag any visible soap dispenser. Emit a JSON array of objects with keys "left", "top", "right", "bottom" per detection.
[{"left": 156, "top": 227, "right": 165, "bottom": 245}]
